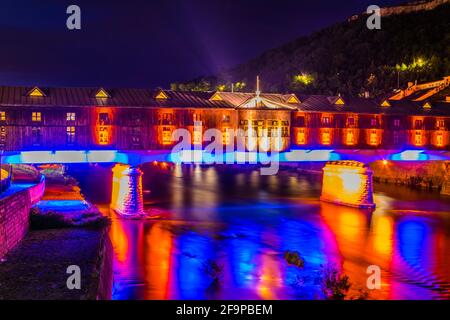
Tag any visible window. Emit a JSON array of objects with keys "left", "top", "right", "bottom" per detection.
[
  {"left": 131, "top": 113, "right": 141, "bottom": 124},
  {"left": 394, "top": 119, "right": 400, "bottom": 127},
  {"left": 66, "top": 112, "right": 76, "bottom": 121},
  {"left": 322, "top": 117, "right": 331, "bottom": 126},
  {"left": 66, "top": 126, "right": 76, "bottom": 144},
  {"left": 393, "top": 132, "right": 400, "bottom": 145},
  {"left": 98, "top": 126, "right": 110, "bottom": 145},
  {"left": 370, "top": 118, "right": 378, "bottom": 127},
  {"left": 162, "top": 127, "right": 172, "bottom": 145},
  {"left": 222, "top": 128, "right": 231, "bottom": 145},
  {"left": 414, "top": 119, "right": 423, "bottom": 129},
  {"left": 222, "top": 115, "right": 231, "bottom": 123},
  {"left": 347, "top": 117, "right": 355, "bottom": 127},
  {"left": 437, "top": 120, "right": 445, "bottom": 129},
  {"left": 436, "top": 132, "right": 444, "bottom": 147},
  {"left": 99, "top": 113, "right": 110, "bottom": 125},
  {"left": 296, "top": 116, "right": 305, "bottom": 127},
  {"left": 131, "top": 127, "right": 141, "bottom": 146},
  {"left": 0, "top": 126, "right": 6, "bottom": 147},
  {"left": 297, "top": 129, "right": 306, "bottom": 145},
  {"left": 321, "top": 130, "right": 331, "bottom": 145},
  {"left": 32, "top": 127, "right": 41, "bottom": 145},
  {"left": 0, "top": 111, "right": 5, "bottom": 121},
  {"left": 346, "top": 130, "right": 355, "bottom": 145},
  {"left": 193, "top": 129, "right": 202, "bottom": 145},
  {"left": 369, "top": 130, "right": 378, "bottom": 146},
  {"left": 193, "top": 113, "right": 202, "bottom": 122},
  {"left": 161, "top": 113, "right": 173, "bottom": 125},
  {"left": 281, "top": 126, "right": 289, "bottom": 138},
  {"left": 414, "top": 131, "right": 423, "bottom": 146},
  {"left": 32, "top": 112, "right": 41, "bottom": 122}
]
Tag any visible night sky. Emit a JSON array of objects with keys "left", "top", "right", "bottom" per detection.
[{"left": 0, "top": 0, "right": 406, "bottom": 88}]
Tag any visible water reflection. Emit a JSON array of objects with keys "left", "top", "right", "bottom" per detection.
[{"left": 70, "top": 165, "right": 450, "bottom": 300}]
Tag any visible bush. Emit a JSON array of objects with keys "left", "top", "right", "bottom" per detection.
[
  {"left": 320, "top": 263, "right": 351, "bottom": 300},
  {"left": 30, "top": 206, "right": 111, "bottom": 230},
  {"left": 284, "top": 251, "right": 305, "bottom": 268}
]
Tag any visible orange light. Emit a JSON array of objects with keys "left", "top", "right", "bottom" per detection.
[
  {"left": 436, "top": 132, "right": 444, "bottom": 147},
  {"left": 296, "top": 129, "right": 306, "bottom": 145},
  {"left": 321, "top": 130, "right": 331, "bottom": 145},
  {"left": 321, "top": 162, "right": 375, "bottom": 209},
  {"left": 345, "top": 130, "right": 355, "bottom": 145},
  {"left": 369, "top": 130, "right": 379, "bottom": 146},
  {"left": 414, "top": 130, "right": 424, "bottom": 146},
  {"left": 382, "top": 160, "right": 388, "bottom": 166}
]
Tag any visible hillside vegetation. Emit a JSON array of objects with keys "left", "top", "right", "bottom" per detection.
[{"left": 173, "top": 1, "right": 450, "bottom": 97}]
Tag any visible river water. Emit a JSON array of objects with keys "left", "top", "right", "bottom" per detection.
[{"left": 69, "top": 164, "right": 450, "bottom": 300}]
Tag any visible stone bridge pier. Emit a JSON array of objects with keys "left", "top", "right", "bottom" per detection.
[
  {"left": 320, "top": 161, "right": 376, "bottom": 209},
  {"left": 111, "top": 164, "right": 145, "bottom": 218}
]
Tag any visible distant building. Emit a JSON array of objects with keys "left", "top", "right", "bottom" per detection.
[{"left": 0, "top": 77, "right": 449, "bottom": 152}]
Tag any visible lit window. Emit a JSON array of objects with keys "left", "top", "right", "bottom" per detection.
[
  {"left": 66, "top": 112, "right": 76, "bottom": 121},
  {"left": 297, "top": 129, "right": 306, "bottom": 145},
  {"left": 414, "top": 131, "right": 423, "bottom": 146},
  {"left": 193, "top": 113, "right": 202, "bottom": 122},
  {"left": 321, "top": 130, "right": 331, "bottom": 145},
  {"left": 98, "top": 126, "right": 110, "bottom": 145},
  {"left": 222, "top": 128, "right": 231, "bottom": 145},
  {"left": 437, "top": 120, "right": 445, "bottom": 129},
  {"left": 32, "top": 112, "right": 41, "bottom": 122},
  {"left": 193, "top": 130, "right": 202, "bottom": 145},
  {"left": 162, "top": 127, "right": 172, "bottom": 145},
  {"left": 394, "top": 119, "right": 400, "bottom": 127},
  {"left": 436, "top": 132, "right": 444, "bottom": 147},
  {"left": 346, "top": 130, "right": 355, "bottom": 145},
  {"left": 0, "top": 111, "right": 5, "bottom": 121},
  {"left": 369, "top": 130, "right": 378, "bottom": 146},
  {"left": 322, "top": 117, "right": 331, "bottom": 126},
  {"left": 222, "top": 115, "right": 231, "bottom": 123},
  {"left": 66, "top": 126, "right": 76, "bottom": 144}
]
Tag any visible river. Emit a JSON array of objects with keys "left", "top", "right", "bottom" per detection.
[{"left": 68, "top": 163, "right": 450, "bottom": 300}]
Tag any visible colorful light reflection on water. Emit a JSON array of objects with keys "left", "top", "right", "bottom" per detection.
[{"left": 70, "top": 165, "right": 450, "bottom": 300}]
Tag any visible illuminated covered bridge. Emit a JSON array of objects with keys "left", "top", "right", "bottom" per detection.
[{"left": 1, "top": 77, "right": 449, "bottom": 216}]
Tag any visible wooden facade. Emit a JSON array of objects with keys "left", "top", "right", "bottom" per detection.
[{"left": 0, "top": 83, "right": 449, "bottom": 152}]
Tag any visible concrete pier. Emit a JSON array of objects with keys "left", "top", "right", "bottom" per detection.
[
  {"left": 320, "top": 161, "right": 376, "bottom": 209},
  {"left": 111, "top": 164, "right": 145, "bottom": 218}
]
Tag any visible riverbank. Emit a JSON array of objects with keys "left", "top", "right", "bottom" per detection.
[{"left": 0, "top": 165, "right": 113, "bottom": 300}]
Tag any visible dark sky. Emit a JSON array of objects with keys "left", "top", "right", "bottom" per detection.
[{"left": 0, "top": 0, "right": 406, "bottom": 88}]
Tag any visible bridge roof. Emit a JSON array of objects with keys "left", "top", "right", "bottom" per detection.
[{"left": 0, "top": 85, "right": 449, "bottom": 116}]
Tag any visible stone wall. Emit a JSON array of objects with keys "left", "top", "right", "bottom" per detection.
[
  {"left": 0, "top": 177, "right": 45, "bottom": 259},
  {"left": 370, "top": 161, "right": 449, "bottom": 193}
]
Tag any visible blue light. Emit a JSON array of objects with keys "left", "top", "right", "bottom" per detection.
[
  {"left": 2, "top": 150, "right": 127, "bottom": 164},
  {"left": 390, "top": 150, "right": 428, "bottom": 161}
]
